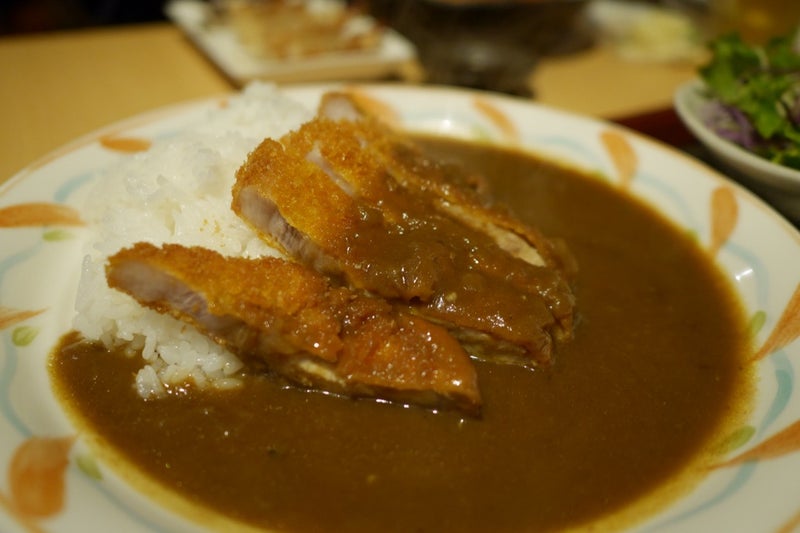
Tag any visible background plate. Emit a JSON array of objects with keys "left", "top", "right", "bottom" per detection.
[{"left": 165, "top": 0, "right": 417, "bottom": 85}]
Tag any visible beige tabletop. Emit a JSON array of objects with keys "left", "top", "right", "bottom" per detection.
[{"left": 0, "top": 22, "right": 697, "bottom": 182}]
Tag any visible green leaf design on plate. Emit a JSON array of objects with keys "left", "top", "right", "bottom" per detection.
[
  {"left": 748, "top": 310, "right": 767, "bottom": 339},
  {"left": 588, "top": 170, "right": 612, "bottom": 184},
  {"left": 43, "top": 228, "right": 74, "bottom": 241},
  {"left": 469, "top": 124, "right": 494, "bottom": 142},
  {"left": 12, "top": 326, "right": 38, "bottom": 346},
  {"left": 76, "top": 453, "right": 103, "bottom": 480},
  {"left": 715, "top": 425, "right": 756, "bottom": 455}
]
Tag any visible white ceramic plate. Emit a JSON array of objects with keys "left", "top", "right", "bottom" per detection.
[
  {"left": 1, "top": 84, "right": 800, "bottom": 532},
  {"left": 165, "top": 0, "right": 417, "bottom": 85},
  {"left": 674, "top": 79, "right": 800, "bottom": 223}
]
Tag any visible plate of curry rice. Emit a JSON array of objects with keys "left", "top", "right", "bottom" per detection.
[{"left": 1, "top": 83, "right": 799, "bottom": 533}]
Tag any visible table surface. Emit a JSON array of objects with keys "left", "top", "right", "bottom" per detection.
[{"left": 0, "top": 22, "right": 698, "bottom": 182}]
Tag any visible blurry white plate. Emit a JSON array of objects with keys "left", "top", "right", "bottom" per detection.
[
  {"left": 1, "top": 84, "right": 800, "bottom": 532},
  {"left": 675, "top": 79, "right": 800, "bottom": 222},
  {"left": 165, "top": 0, "right": 417, "bottom": 85}
]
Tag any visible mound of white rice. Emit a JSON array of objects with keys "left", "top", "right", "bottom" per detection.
[{"left": 73, "top": 83, "right": 314, "bottom": 399}]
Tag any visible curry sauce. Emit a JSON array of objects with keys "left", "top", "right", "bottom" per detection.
[{"left": 50, "top": 136, "right": 754, "bottom": 532}]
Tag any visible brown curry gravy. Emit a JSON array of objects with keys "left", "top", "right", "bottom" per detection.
[{"left": 50, "top": 136, "right": 754, "bottom": 532}]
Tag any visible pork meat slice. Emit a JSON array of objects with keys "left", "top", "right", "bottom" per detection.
[
  {"left": 317, "top": 91, "right": 577, "bottom": 276},
  {"left": 232, "top": 98, "right": 576, "bottom": 367},
  {"left": 106, "top": 242, "right": 481, "bottom": 414}
]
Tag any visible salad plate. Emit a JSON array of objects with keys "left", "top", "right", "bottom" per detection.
[
  {"left": 1, "top": 84, "right": 800, "bottom": 532},
  {"left": 675, "top": 79, "right": 800, "bottom": 223}
]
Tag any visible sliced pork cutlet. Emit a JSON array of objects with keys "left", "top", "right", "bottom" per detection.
[
  {"left": 232, "top": 103, "right": 576, "bottom": 368},
  {"left": 318, "top": 92, "right": 578, "bottom": 275},
  {"left": 106, "top": 242, "right": 481, "bottom": 414}
]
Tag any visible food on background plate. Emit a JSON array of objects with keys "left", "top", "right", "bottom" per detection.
[
  {"left": 222, "top": 0, "right": 383, "bottom": 60},
  {"left": 698, "top": 32, "right": 800, "bottom": 170},
  {"left": 52, "top": 83, "right": 754, "bottom": 533}
]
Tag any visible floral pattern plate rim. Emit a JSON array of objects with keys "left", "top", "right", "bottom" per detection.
[{"left": 1, "top": 84, "right": 800, "bottom": 533}]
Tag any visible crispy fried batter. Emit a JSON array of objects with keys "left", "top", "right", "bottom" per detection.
[
  {"left": 106, "top": 242, "right": 480, "bottom": 414},
  {"left": 232, "top": 95, "right": 576, "bottom": 367}
]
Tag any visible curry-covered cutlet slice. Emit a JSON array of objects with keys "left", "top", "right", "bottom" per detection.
[
  {"left": 232, "top": 93, "right": 576, "bottom": 367},
  {"left": 106, "top": 242, "right": 481, "bottom": 414}
]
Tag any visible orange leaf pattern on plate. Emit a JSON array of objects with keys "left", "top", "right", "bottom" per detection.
[
  {"left": 342, "top": 87, "right": 401, "bottom": 129},
  {"left": 708, "top": 186, "right": 738, "bottom": 257},
  {"left": 776, "top": 505, "right": 800, "bottom": 533},
  {"left": 752, "top": 282, "right": 800, "bottom": 362},
  {"left": 472, "top": 97, "right": 519, "bottom": 143},
  {"left": 0, "top": 203, "right": 83, "bottom": 228},
  {"left": 4, "top": 436, "right": 75, "bottom": 519},
  {"left": 0, "top": 491, "right": 46, "bottom": 533},
  {"left": 600, "top": 130, "right": 637, "bottom": 188},
  {"left": 713, "top": 419, "right": 800, "bottom": 469},
  {"left": 99, "top": 134, "right": 152, "bottom": 154},
  {"left": 0, "top": 307, "right": 45, "bottom": 330}
]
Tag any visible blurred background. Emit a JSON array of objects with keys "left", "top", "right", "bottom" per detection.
[
  {"left": 3, "top": 0, "right": 797, "bottom": 225},
  {"left": 0, "top": 0, "right": 716, "bottom": 38},
  {"left": 0, "top": 0, "right": 168, "bottom": 34},
  {"left": 2, "top": 0, "right": 796, "bottom": 39},
  {"left": 2, "top": 0, "right": 800, "bottom": 218},
  {"left": 3, "top": 0, "right": 800, "bottom": 116},
  {"left": 3, "top": 0, "right": 799, "bottom": 102}
]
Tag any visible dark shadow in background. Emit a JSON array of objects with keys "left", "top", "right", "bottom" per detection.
[{"left": 0, "top": 0, "right": 168, "bottom": 35}]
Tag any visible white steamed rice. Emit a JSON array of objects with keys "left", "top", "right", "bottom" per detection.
[{"left": 73, "top": 83, "right": 314, "bottom": 399}]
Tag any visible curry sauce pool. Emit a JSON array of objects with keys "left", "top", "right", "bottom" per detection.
[{"left": 50, "top": 136, "right": 754, "bottom": 533}]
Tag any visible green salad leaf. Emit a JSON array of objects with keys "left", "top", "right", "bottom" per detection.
[{"left": 698, "top": 32, "right": 800, "bottom": 169}]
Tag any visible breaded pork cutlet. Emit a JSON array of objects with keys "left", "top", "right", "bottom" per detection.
[
  {"left": 106, "top": 242, "right": 481, "bottom": 414},
  {"left": 232, "top": 93, "right": 576, "bottom": 367}
]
